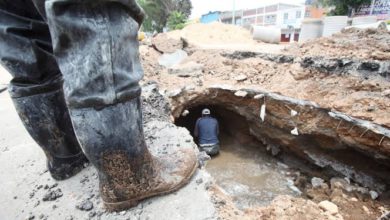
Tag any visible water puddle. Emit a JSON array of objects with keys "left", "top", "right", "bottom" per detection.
[{"left": 205, "top": 133, "right": 299, "bottom": 209}]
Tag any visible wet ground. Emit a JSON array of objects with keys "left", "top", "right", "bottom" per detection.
[{"left": 205, "top": 133, "right": 299, "bottom": 210}]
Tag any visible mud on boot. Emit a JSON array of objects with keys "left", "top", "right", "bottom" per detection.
[{"left": 69, "top": 97, "right": 198, "bottom": 212}]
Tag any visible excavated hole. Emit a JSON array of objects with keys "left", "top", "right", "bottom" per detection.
[
  {"left": 173, "top": 94, "right": 390, "bottom": 211},
  {"left": 176, "top": 105, "right": 317, "bottom": 209}
]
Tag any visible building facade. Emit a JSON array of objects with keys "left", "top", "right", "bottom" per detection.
[
  {"left": 355, "top": 0, "right": 390, "bottom": 20},
  {"left": 200, "top": 11, "right": 221, "bottom": 24},
  {"left": 241, "top": 3, "right": 306, "bottom": 29}
]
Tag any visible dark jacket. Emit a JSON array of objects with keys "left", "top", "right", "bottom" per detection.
[{"left": 194, "top": 116, "right": 219, "bottom": 145}]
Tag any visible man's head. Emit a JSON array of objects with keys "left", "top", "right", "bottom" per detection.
[{"left": 202, "top": 108, "right": 210, "bottom": 117}]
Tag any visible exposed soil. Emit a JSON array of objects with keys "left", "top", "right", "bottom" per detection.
[
  {"left": 284, "top": 28, "right": 390, "bottom": 61},
  {"left": 139, "top": 23, "right": 390, "bottom": 219},
  {"left": 166, "top": 22, "right": 257, "bottom": 45},
  {"left": 141, "top": 45, "right": 390, "bottom": 127}
]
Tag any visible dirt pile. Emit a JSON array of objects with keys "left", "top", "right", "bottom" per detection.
[
  {"left": 284, "top": 28, "right": 390, "bottom": 60},
  {"left": 152, "top": 33, "right": 184, "bottom": 53},
  {"left": 245, "top": 196, "right": 344, "bottom": 220},
  {"left": 166, "top": 22, "right": 257, "bottom": 45}
]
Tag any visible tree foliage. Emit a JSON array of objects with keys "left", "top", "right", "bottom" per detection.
[
  {"left": 317, "top": 0, "right": 371, "bottom": 16},
  {"left": 136, "top": 0, "right": 192, "bottom": 32},
  {"left": 167, "top": 11, "right": 187, "bottom": 30}
]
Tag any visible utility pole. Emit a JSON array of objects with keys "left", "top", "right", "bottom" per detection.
[
  {"left": 370, "top": 0, "right": 376, "bottom": 15},
  {"left": 232, "top": 0, "right": 236, "bottom": 25}
]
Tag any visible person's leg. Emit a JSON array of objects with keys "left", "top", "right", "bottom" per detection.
[
  {"left": 200, "top": 144, "right": 220, "bottom": 156},
  {"left": 0, "top": 0, "right": 87, "bottom": 180},
  {"left": 43, "top": 0, "right": 198, "bottom": 211}
]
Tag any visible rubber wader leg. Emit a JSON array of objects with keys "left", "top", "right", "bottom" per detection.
[
  {"left": 44, "top": 0, "right": 198, "bottom": 211},
  {"left": 0, "top": 1, "right": 87, "bottom": 180}
]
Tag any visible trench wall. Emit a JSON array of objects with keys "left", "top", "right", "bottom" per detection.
[{"left": 171, "top": 86, "right": 390, "bottom": 192}]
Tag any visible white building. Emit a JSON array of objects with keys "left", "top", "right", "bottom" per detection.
[{"left": 241, "top": 3, "right": 306, "bottom": 29}]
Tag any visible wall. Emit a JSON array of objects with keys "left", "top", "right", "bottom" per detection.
[
  {"left": 201, "top": 12, "right": 221, "bottom": 24},
  {"left": 305, "top": 6, "right": 326, "bottom": 19},
  {"left": 355, "top": 0, "right": 390, "bottom": 20},
  {"left": 277, "top": 6, "right": 306, "bottom": 28}
]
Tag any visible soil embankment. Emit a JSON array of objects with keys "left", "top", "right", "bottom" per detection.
[{"left": 141, "top": 23, "right": 390, "bottom": 219}]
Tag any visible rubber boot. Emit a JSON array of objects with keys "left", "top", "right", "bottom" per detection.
[
  {"left": 12, "top": 88, "right": 88, "bottom": 180},
  {"left": 69, "top": 97, "right": 198, "bottom": 211}
]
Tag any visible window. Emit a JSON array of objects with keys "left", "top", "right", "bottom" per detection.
[
  {"left": 305, "top": 10, "right": 311, "bottom": 18},
  {"left": 265, "top": 15, "right": 277, "bottom": 24},
  {"left": 296, "top": 11, "right": 302, "bottom": 18},
  {"left": 284, "top": 13, "right": 289, "bottom": 20},
  {"left": 243, "top": 17, "right": 256, "bottom": 25}
]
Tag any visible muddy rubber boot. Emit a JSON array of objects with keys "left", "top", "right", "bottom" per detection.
[
  {"left": 11, "top": 86, "right": 88, "bottom": 180},
  {"left": 69, "top": 97, "right": 198, "bottom": 211}
]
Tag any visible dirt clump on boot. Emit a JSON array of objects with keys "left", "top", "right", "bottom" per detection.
[
  {"left": 101, "top": 149, "right": 155, "bottom": 203},
  {"left": 101, "top": 146, "right": 198, "bottom": 211}
]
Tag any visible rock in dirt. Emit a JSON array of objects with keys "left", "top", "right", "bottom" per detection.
[
  {"left": 382, "top": 89, "right": 390, "bottom": 98},
  {"left": 152, "top": 33, "right": 183, "bottom": 53},
  {"left": 234, "top": 74, "right": 247, "bottom": 82},
  {"left": 158, "top": 50, "right": 188, "bottom": 68},
  {"left": 369, "top": 190, "right": 379, "bottom": 200},
  {"left": 167, "top": 88, "right": 183, "bottom": 98},
  {"left": 311, "top": 177, "right": 325, "bottom": 188},
  {"left": 318, "top": 200, "right": 339, "bottom": 215},
  {"left": 330, "top": 177, "right": 350, "bottom": 190},
  {"left": 362, "top": 205, "right": 371, "bottom": 214},
  {"left": 42, "top": 189, "right": 63, "bottom": 201},
  {"left": 234, "top": 90, "right": 248, "bottom": 97},
  {"left": 76, "top": 199, "right": 94, "bottom": 211},
  {"left": 25, "top": 214, "right": 35, "bottom": 220},
  {"left": 168, "top": 61, "right": 203, "bottom": 77}
]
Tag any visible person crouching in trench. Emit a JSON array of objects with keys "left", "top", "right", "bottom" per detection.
[{"left": 194, "top": 109, "right": 220, "bottom": 156}]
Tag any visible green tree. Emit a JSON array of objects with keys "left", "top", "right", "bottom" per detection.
[
  {"left": 137, "top": 0, "right": 165, "bottom": 32},
  {"left": 174, "top": 0, "right": 192, "bottom": 18},
  {"left": 318, "top": 0, "right": 371, "bottom": 16},
  {"left": 136, "top": 0, "right": 192, "bottom": 32},
  {"left": 167, "top": 11, "right": 187, "bottom": 30}
]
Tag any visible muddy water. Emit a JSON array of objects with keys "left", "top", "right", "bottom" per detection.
[{"left": 206, "top": 133, "right": 299, "bottom": 209}]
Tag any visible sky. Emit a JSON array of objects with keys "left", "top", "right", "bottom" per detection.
[{"left": 190, "top": 0, "right": 306, "bottom": 19}]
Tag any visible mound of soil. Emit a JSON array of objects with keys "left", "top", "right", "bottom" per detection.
[
  {"left": 166, "top": 22, "right": 257, "bottom": 45},
  {"left": 284, "top": 28, "right": 390, "bottom": 61}
]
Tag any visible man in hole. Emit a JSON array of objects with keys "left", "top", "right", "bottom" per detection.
[{"left": 194, "top": 108, "right": 220, "bottom": 156}]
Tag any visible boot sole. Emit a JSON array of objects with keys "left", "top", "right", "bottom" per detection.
[{"left": 103, "top": 158, "right": 199, "bottom": 212}]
